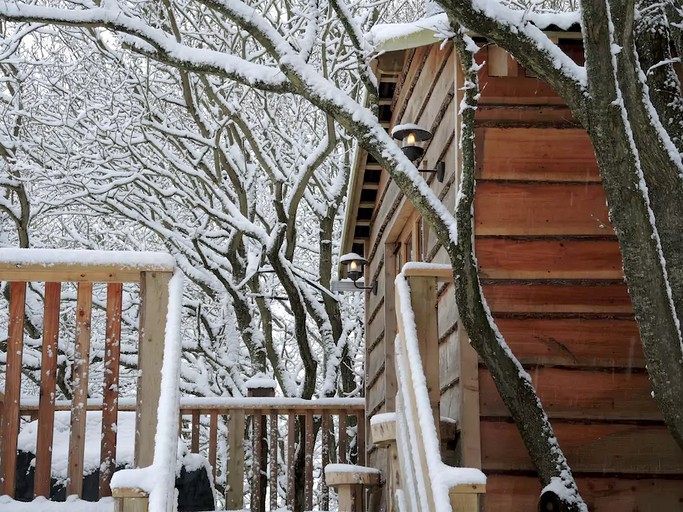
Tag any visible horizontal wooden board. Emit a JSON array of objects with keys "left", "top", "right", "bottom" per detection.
[
  {"left": 482, "top": 283, "right": 632, "bottom": 314},
  {"left": 476, "top": 47, "right": 563, "bottom": 105},
  {"left": 479, "top": 367, "right": 659, "bottom": 420},
  {"left": 478, "top": 127, "right": 599, "bottom": 181},
  {"left": 493, "top": 318, "right": 643, "bottom": 368},
  {"left": 475, "top": 182, "right": 612, "bottom": 236},
  {"left": 484, "top": 474, "right": 683, "bottom": 512},
  {"left": 476, "top": 238, "right": 623, "bottom": 279},
  {"left": 474, "top": 105, "right": 577, "bottom": 125},
  {"left": 481, "top": 421, "right": 683, "bottom": 474}
]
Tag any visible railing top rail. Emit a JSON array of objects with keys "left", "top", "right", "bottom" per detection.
[
  {"left": 0, "top": 248, "right": 175, "bottom": 283},
  {"left": 401, "top": 262, "right": 453, "bottom": 281},
  {"left": 16, "top": 396, "right": 365, "bottom": 413}
]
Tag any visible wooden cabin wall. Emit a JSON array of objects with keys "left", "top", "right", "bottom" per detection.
[
  {"left": 363, "top": 42, "right": 466, "bottom": 503},
  {"left": 474, "top": 44, "right": 683, "bottom": 511}
]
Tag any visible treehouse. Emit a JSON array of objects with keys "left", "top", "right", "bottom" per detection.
[{"left": 340, "top": 16, "right": 683, "bottom": 512}]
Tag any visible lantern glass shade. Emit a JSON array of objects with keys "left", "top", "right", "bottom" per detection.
[
  {"left": 340, "top": 252, "right": 368, "bottom": 282},
  {"left": 391, "top": 124, "right": 433, "bottom": 162}
]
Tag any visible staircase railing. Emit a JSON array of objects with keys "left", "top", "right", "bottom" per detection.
[{"left": 381, "top": 263, "right": 486, "bottom": 512}]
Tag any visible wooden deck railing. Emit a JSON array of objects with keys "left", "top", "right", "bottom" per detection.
[
  {"left": 377, "top": 264, "right": 486, "bottom": 512},
  {"left": 179, "top": 394, "right": 365, "bottom": 511},
  {"left": 0, "top": 249, "right": 175, "bottom": 503}
]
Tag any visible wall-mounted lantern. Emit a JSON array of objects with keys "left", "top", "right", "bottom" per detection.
[
  {"left": 339, "top": 252, "right": 378, "bottom": 294},
  {"left": 391, "top": 123, "right": 445, "bottom": 183}
]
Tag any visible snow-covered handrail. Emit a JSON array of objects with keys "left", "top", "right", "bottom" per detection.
[
  {"left": 393, "top": 270, "right": 486, "bottom": 512},
  {"left": 0, "top": 248, "right": 175, "bottom": 282}
]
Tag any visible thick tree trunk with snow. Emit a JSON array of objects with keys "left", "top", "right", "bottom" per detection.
[{"left": 439, "top": 0, "right": 683, "bottom": 453}]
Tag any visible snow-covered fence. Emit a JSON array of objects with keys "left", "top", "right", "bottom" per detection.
[
  {"left": 0, "top": 249, "right": 177, "bottom": 510},
  {"left": 178, "top": 395, "right": 365, "bottom": 511},
  {"left": 386, "top": 265, "right": 486, "bottom": 511}
]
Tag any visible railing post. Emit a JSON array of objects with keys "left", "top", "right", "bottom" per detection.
[
  {"left": 405, "top": 276, "right": 440, "bottom": 440},
  {"left": 247, "top": 379, "right": 275, "bottom": 512},
  {"left": 226, "top": 410, "right": 245, "bottom": 510},
  {"left": 135, "top": 271, "right": 172, "bottom": 468}
]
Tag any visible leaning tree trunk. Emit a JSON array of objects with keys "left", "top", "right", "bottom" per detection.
[{"left": 579, "top": 0, "right": 683, "bottom": 449}]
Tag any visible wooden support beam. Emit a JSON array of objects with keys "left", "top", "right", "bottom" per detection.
[{"left": 135, "top": 271, "right": 172, "bottom": 467}]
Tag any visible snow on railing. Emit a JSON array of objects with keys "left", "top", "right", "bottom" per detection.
[{"left": 392, "top": 268, "right": 486, "bottom": 512}]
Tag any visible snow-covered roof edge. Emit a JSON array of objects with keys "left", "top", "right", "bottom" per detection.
[{"left": 368, "top": 11, "right": 581, "bottom": 54}]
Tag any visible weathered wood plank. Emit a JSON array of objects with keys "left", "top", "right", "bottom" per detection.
[
  {"left": 476, "top": 238, "right": 623, "bottom": 279},
  {"left": 135, "top": 271, "right": 172, "bottom": 467},
  {"left": 477, "top": 127, "right": 599, "bottom": 182},
  {"left": 484, "top": 474, "right": 683, "bottom": 512},
  {"left": 475, "top": 182, "right": 612, "bottom": 236},
  {"left": 483, "top": 283, "right": 632, "bottom": 314},
  {"left": 480, "top": 367, "right": 659, "bottom": 420},
  {"left": 0, "top": 281, "right": 26, "bottom": 497},
  {"left": 68, "top": 281, "right": 93, "bottom": 498},
  {"left": 481, "top": 421, "right": 683, "bottom": 474},
  {"left": 494, "top": 318, "right": 643, "bottom": 368},
  {"left": 100, "top": 282, "right": 123, "bottom": 498},
  {"left": 35, "top": 282, "right": 61, "bottom": 498}
]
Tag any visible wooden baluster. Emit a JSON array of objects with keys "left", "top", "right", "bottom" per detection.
[
  {"left": 226, "top": 410, "right": 245, "bottom": 510},
  {"left": 339, "top": 413, "right": 347, "bottom": 464},
  {"left": 321, "top": 413, "right": 330, "bottom": 511},
  {"left": 357, "top": 411, "right": 366, "bottom": 465},
  {"left": 252, "top": 410, "right": 264, "bottom": 512},
  {"left": 0, "top": 281, "right": 26, "bottom": 497},
  {"left": 209, "top": 412, "right": 218, "bottom": 481},
  {"left": 68, "top": 281, "right": 93, "bottom": 498},
  {"left": 135, "top": 271, "right": 171, "bottom": 467},
  {"left": 35, "top": 282, "right": 61, "bottom": 498},
  {"left": 100, "top": 282, "right": 122, "bottom": 498},
  {"left": 269, "top": 412, "right": 278, "bottom": 510},
  {"left": 286, "top": 412, "right": 296, "bottom": 510},
  {"left": 191, "top": 411, "right": 200, "bottom": 453},
  {"left": 305, "top": 412, "right": 314, "bottom": 511}
]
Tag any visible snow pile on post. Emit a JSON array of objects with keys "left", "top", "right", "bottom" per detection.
[
  {"left": 110, "top": 272, "right": 184, "bottom": 512},
  {"left": 394, "top": 272, "right": 485, "bottom": 511}
]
